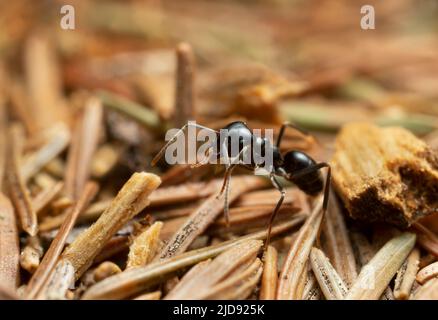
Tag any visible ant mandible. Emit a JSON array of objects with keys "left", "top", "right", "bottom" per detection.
[{"left": 151, "top": 121, "right": 331, "bottom": 246}]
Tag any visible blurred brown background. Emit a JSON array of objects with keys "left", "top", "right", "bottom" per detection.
[{"left": 1, "top": 0, "right": 438, "bottom": 145}]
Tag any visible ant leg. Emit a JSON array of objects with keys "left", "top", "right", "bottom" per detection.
[
  {"left": 217, "top": 146, "right": 249, "bottom": 225},
  {"left": 265, "top": 174, "right": 285, "bottom": 248},
  {"left": 190, "top": 147, "right": 214, "bottom": 168},
  {"left": 218, "top": 145, "right": 249, "bottom": 196},
  {"left": 223, "top": 170, "right": 233, "bottom": 226},
  {"left": 276, "top": 121, "right": 313, "bottom": 148},
  {"left": 151, "top": 122, "right": 219, "bottom": 166}
]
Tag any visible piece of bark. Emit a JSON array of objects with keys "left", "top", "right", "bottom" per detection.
[
  {"left": 62, "top": 172, "right": 161, "bottom": 279},
  {"left": 332, "top": 123, "right": 438, "bottom": 227}
]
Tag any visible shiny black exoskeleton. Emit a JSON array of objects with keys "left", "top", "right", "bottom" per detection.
[{"left": 152, "top": 121, "right": 331, "bottom": 246}]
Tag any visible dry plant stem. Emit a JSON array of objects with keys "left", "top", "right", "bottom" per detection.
[
  {"left": 149, "top": 179, "right": 222, "bottom": 207},
  {"left": 21, "top": 123, "right": 70, "bottom": 182},
  {"left": 0, "top": 193, "right": 20, "bottom": 289},
  {"left": 158, "top": 176, "right": 267, "bottom": 260},
  {"left": 41, "top": 259, "right": 75, "bottom": 300},
  {"left": 331, "top": 123, "right": 438, "bottom": 227},
  {"left": 166, "top": 259, "right": 211, "bottom": 297},
  {"left": 259, "top": 245, "right": 278, "bottom": 300},
  {"left": 393, "top": 248, "right": 420, "bottom": 299},
  {"left": 416, "top": 261, "right": 438, "bottom": 284},
  {"left": 346, "top": 232, "right": 416, "bottom": 300},
  {"left": 98, "top": 90, "right": 162, "bottom": 131},
  {"left": 38, "top": 180, "right": 221, "bottom": 231},
  {"left": 202, "top": 258, "right": 263, "bottom": 300},
  {"left": 412, "top": 223, "right": 438, "bottom": 258},
  {"left": 133, "top": 291, "right": 162, "bottom": 300},
  {"left": 236, "top": 187, "right": 297, "bottom": 207},
  {"left": 350, "top": 230, "right": 394, "bottom": 300},
  {"left": 63, "top": 172, "right": 161, "bottom": 279},
  {"left": 209, "top": 205, "right": 298, "bottom": 236},
  {"left": 165, "top": 240, "right": 262, "bottom": 299},
  {"left": 310, "top": 247, "right": 348, "bottom": 300},
  {"left": 65, "top": 97, "right": 102, "bottom": 200},
  {"left": 33, "top": 181, "right": 64, "bottom": 215},
  {"left": 0, "top": 108, "right": 18, "bottom": 288},
  {"left": 174, "top": 42, "right": 195, "bottom": 128},
  {"left": 82, "top": 217, "right": 304, "bottom": 300},
  {"left": 414, "top": 277, "right": 438, "bottom": 300},
  {"left": 302, "top": 269, "right": 322, "bottom": 300},
  {"left": 24, "top": 34, "right": 68, "bottom": 129},
  {"left": 7, "top": 126, "right": 37, "bottom": 236},
  {"left": 277, "top": 197, "right": 323, "bottom": 300},
  {"left": 25, "top": 182, "right": 98, "bottom": 299},
  {"left": 126, "top": 221, "right": 163, "bottom": 268},
  {"left": 322, "top": 192, "right": 357, "bottom": 287},
  {"left": 0, "top": 101, "right": 6, "bottom": 189}
]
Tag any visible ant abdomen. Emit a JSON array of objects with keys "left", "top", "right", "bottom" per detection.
[{"left": 283, "top": 150, "right": 324, "bottom": 196}]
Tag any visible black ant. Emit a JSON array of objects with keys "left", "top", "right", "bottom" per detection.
[{"left": 151, "top": 121, "right": 331, "bottom": 245}]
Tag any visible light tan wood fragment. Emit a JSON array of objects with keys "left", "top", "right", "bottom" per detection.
[
  {"left": 62, "top": 172, "right": 161, "bottom": 279},
  {"left": 126, "top": 222, "right": 163, "bottom": 268},
  {"left": 332, "top": 123, "right": 438, "bottom": 227}
]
